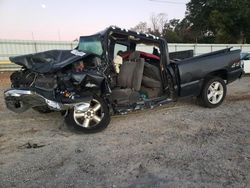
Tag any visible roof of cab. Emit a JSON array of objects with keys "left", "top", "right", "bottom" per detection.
[{"left": 96, "top": 25, "right": 161, "bottom": 41}]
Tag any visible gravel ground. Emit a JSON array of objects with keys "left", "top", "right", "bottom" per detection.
[{"left": 0, "top": 73, "right": 250, "bottom": 188}]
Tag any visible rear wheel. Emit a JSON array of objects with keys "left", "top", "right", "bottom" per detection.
[
  {"left": 198, "top": 77, "right": 227, "bottom": 108},
  {"left": 65, "top": 96, "right": 110, "bottom": 133}
]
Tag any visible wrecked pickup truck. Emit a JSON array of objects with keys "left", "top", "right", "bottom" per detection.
[{"left": 4, "top": 26, "right": 244, "bottom": 133}]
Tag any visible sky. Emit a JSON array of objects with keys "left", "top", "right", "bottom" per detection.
[{"left": 0, "top": 0, "right": 189, "bottom": 41}]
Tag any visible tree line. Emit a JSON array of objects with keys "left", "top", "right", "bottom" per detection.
[{"left": 131, "top": 0, "right": 250, "bottom": 44}]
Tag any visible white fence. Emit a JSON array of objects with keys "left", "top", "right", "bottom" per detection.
[
  {"left": 1, "top": 39, "right": 250, "bottom": 71},
  {"left": 0, "top": 39, "right": 78, "bottom": 61},
  {"left": 168, "top": 44, "right": 250, "bottom": 56}
]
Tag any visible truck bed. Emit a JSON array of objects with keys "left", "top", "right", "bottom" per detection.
[{"left": 173, "top": 48, "right": 242, "bottom": 97}]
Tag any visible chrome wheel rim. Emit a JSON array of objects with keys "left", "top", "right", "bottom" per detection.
[
  {"left": 207, "top": 81, "right": 224, "bottom": 104},
  {"left": 73, "top": 99, "right": 103, "bottom": 128}
]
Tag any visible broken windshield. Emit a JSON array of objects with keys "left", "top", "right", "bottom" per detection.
[{"left": 78, "top": 35, "right": 103, "bottom": 56}]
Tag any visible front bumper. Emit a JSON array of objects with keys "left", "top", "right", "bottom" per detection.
[{"left": 4, "top": 89, "right": 92, "bottom": 113}]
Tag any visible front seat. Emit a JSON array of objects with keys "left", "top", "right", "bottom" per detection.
[{"left": 110, "top": 52, "right": 144, "bottom": 105}]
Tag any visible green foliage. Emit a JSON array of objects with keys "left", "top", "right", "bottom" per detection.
[
  {"left": 132, "top": 0, "right": 250, "bottom": 43},
  {"left": 186, "top": 0, "right": 250, "bottom": 43}
]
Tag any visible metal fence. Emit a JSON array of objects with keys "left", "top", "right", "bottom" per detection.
[
  {"left": 0, "top": 39, "right": 78, "bottom": 71},
  {"left": 168, "top": 43, "right": 250, "bottom": 56},
  {"left": 1, "top": 39, "right": 250, "bottom": 71},
  {"left": 0, "top": 39, "right": 78, "bottom": 60}
]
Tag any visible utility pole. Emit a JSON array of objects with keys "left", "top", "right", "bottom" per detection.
[
  {"left": 31, "top": 32, "right": 35, "bottom": 41},
  {"left": 58, "top": 30, "right": 61, "bottom": 41}
]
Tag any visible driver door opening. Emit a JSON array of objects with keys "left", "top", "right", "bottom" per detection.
[{"left": 108, "top": 32, "right": 167, "bottom": 106}]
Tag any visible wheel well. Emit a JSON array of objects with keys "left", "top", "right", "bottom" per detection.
[
  {"left": 205, "top": 70, "right": 228, "bottom": 82},
  {"left": 198, "top": 70, "right": 228, "bottom": 97}
]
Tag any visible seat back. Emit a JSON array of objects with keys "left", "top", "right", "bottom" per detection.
[
  {"left": 129, "top": 51, "right": 140, "bottom": 61},
  {"left": 118, "top": 62, "right": 136, "bottom": 89},
  {"left": 118, "top": 58, "right": 144, "bottom": 91},
  {"left": 131, "top": 58, "right": 144, "bottom": 90},
  {"left": 143, "top": 62, "right": 161, "bottom": 81}
]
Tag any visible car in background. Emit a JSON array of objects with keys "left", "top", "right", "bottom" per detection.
[{"left": 241, "top": 52, "right": 250, "bottom": 74}]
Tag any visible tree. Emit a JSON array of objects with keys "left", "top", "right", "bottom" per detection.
[
  {"left": 174, "top": 18, "right": 197, "bottom": 43},
  {"left": 186, "top": 0, "right": 250, "bottom": 43},
  {"left": 131, "top": 13, "right": 168, "bottom": 37},
  {"left": 162, "top": 19, "right": 182, "bottom": 43},
  {"left": 149, "top": 13, "right": 168, "bottom": 36},
  {"left": 131, "top": 14, "right": 195, "bottom": 43},
  {"left": 131, "top": 22, "right": 148, "bottom": 33}
]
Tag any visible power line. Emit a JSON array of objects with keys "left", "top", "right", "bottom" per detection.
[{"left": 149, "top": 0, "right": 187, "bottom": 4}]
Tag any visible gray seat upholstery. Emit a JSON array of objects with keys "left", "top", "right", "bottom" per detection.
[
  {"left": 110, "top": 88, "right": 140, "bottom": 104},
  {"left": 141, "top": 62, "right": 163, "bottom": 98},
  {"left": 118, "top": 58, "right": 144, "bottom": 91},
  {"left": 117, "top": 62, "right": 136, "bottom": 89},
  {"left": 129, "top": 51, "right": 140, "bottom": 61},
  {"left": 110, "top": 56, "right": 145, "bottom": 105},
  {"left": 143, "top": 62, "right": 161, "bottom": 81},
  {"left": 142, "top": 75, "right": 161, "bottom": 88}
]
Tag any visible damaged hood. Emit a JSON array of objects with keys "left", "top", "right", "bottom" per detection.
[{"left": 9, "top": 49, "right": 90, "bottom": 73}]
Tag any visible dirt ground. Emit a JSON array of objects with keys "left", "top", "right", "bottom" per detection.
[{"left": 0, "top": 72, "right": 250, "bottom": 188}]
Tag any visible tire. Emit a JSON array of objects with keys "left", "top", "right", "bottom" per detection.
[
  {"left": 32, "top": 106, "right": 53, "bottom": 113},
  {"left": 198, "top": 77, "right": 227, "bottom": 108},
  {"left": 65, "top": 96, "right": 110, "bottom": 133}
]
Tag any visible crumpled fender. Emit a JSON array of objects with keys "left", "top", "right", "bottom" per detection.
[{"left": 9, "top": 49, "right": 91, "bottom": 73}]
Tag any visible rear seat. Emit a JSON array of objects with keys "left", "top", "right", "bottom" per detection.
[
  {"left": 141, "top": 62, "right": 162, "bottom": 98},
  {"left": 142, "top": 62, "right": 162, "bottom": 88},
  {"left": 143, "top": 62, "right": 161, "bottom": 81}
]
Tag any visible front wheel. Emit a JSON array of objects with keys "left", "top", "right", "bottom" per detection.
[
  {"left": 198, "top": 77, "right": 227, "bottom": 108},
  {"left": 65, "top": 96, "right": 110, "bottom": 133}
]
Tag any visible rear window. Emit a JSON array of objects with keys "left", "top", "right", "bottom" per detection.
[{"left": 136, "top": 44, "right": 160, "bottom": 54}]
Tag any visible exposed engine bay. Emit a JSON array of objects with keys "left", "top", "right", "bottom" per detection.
[{"left": 5, "top": 54, "right": 106, "bottom": 113}]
